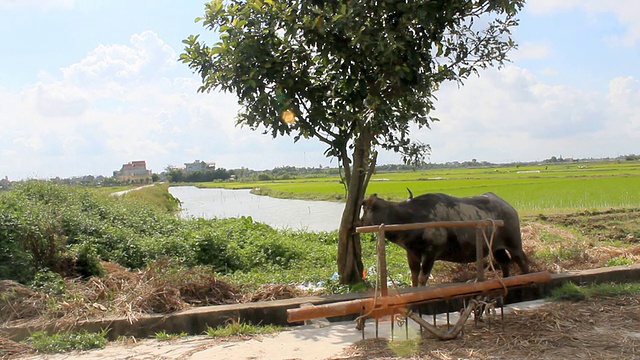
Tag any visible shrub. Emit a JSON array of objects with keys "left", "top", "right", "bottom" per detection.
[
  {"left": 70, "top": 242, "right": 106, "bottom": 278},
  {"left": 29, "top": 270, "right": 66, "bottom": 296}
]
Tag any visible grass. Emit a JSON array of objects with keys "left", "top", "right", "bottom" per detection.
[
  {"left": 549, "top": 282, "right": 640, "bottom": 302},
  {"left": 195, "top": 160, "right": 640, "bottom": 215},
  {"left": 605, "top": 256, "right": 635, "bottom": 267},
  {"left": 114, "top": 183, "right": 181, "bottom": 213},
  {"left": 204, "top": 321, "right": 284, "bottom": 337},
  {"left": 154, "top": 330, "right": 189, "bottom": 340},
  {"left": 23, "top": 329, "right": 109, "bottom": 353}
]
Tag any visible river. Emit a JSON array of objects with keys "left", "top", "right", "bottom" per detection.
[{"left": 168, "top": 186, "right": 345, "bottom": 232}]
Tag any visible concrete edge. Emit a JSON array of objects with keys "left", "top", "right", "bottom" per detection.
[{"left": 3, "top": 265, "right": 640, "bottom": 341}]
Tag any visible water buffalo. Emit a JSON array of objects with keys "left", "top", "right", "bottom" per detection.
[{"left": 361, "top": 191, "right": 529, "bottom": 286}]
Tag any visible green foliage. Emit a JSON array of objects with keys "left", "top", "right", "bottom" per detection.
[
  {"left": 29, "top": 270, "right": 66, "bottom": 295},
  {"left": 119, "top": 183, "right": 181, "bottom": 213},
  {"left": 0, "top": 181, "right": 186, "bottom": 282},
  {"left": 586, "top": 282, "right": 640, "bottom": 297},
  {"left": 166, "top": 168, "right": 232, "bottom": 183},
  {"left": 219, "top": 161, "right": 640, "bottom": 215},
  {"left": 24, "top": 329, "right": 109, "bottom": 353},
  {"left": 0, "top": 207, "right": 34, "bottom": 283},
  {"left": 182, "top": 0, "right": 524, "bottom": 164},
  {"left": 182, "top": 0, "right": 524, "bottom": 285},
  {"left": 388, "top": 339, "right": 421, "bottom": 357},
  {"left": 0, "top": 181, "right": 349, "bottom": 286},
  {"left": 70, "top": 242, "right": 106, "bottom": 278}
]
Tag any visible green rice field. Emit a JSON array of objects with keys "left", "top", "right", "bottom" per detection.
[{"left": 201, "top": 161, "right": 640, "bottom": 216}]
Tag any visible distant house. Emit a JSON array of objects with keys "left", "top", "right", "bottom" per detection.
[
  {"left": 113, "top": 160, "right": 151, "bottom": 180},
  {"left": 0, "top": 176, "right": 10, "bottom": 190},
  {"left": 184, "top": 160, "right": 216, "bottom": 172}
]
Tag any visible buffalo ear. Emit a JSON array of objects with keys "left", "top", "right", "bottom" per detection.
[{"left": 362, "top": 194, "right": 378, "bottom": 209}]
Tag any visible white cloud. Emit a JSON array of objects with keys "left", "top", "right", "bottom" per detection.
[
  {"left": 61, "top": 31, "right": 176, "bottom": 92},
  {"left": 0, "top": 29, "right": 322, "bottom": 179},
  {"left": 607, "top": 76, "right": 640, "bottom": 137},
  {"left": 0, "top": 31, "right": 254, "bottom": 179},
  {"left": 416, "top": 66, "right": 638, "bottom": 163}
]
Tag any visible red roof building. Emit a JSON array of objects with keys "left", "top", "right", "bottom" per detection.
[{"left": 113, "top": 161, "right": 151, "bottom": 179}]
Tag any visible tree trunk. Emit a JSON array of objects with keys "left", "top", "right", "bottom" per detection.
[{"left": 337, "top": 134, "right": 374, "bottom": 284}]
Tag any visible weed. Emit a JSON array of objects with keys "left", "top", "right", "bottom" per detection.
[
  {"left": 605, "top": 256, "right": 634, "bottom": 267},
  {"left": 534, "top": 245, "right": 584, "bottom": 263},
  {"left": 388, "top": 338, "right": 421, "bottom": 357},
  {"left": 154, "top": 330, "right": 189, "bottom": 340},
  {"left": 23, "top": 329, "right": 109, "bottom": 353},
  {"left": 204, "top": 320, "right": 284, "bottom": 338}
]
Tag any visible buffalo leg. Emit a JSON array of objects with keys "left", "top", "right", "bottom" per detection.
[
  {"left": 493, "top": 249, "right": 511, "bottom": 277},
  {"left": 406, "top": 252, "right": 421, "bottom": 287},
  {"left": 510, "top": 250, "right": 529, "bottom": 274},
  {"left": 418, "top": 255, "right": 435, "bottom": 286}
]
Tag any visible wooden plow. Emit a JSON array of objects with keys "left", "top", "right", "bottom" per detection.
[{"left": 287, "top": 220, "right": 552, "bottom": 340}]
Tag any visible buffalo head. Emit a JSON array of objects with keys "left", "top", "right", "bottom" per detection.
[{"left": 361, "top": 194, "right": 382, "bottom": 226}]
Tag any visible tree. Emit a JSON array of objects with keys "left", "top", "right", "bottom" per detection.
[{"left": 181, "top": 0, "right": 524, "bottom": 284}]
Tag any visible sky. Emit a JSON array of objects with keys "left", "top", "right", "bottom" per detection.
[{"left": 1, "top": 0, "right": 639, "bottom": 180}]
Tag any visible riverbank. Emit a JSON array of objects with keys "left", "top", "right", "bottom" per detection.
[{"left": 185, "top": 160, "right": 640, "bottom": 216}]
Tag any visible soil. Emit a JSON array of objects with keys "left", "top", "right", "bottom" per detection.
[{"left": 343, "top": 294, "right": 640, "bottom": 359}]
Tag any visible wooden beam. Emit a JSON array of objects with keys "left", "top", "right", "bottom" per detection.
[{"left": 287, "top": 271, "right": 551, "bottom": 323}]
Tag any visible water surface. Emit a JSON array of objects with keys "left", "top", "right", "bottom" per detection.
[{"left": 168, "top": 186, "right": 344, "bottom": 232}]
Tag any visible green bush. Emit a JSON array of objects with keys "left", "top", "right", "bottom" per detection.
[
  {"left": 0, "top": 181, "right": 342, "bottom": 286},
  {"left": 0, "top": 209, "right": 34, "bottom": 283},
  {"left": 70, "top": 242, "right": 106, "bottom": 278},
  {"left": 29, "top": 270, "right": 66, "bottom": 296}
]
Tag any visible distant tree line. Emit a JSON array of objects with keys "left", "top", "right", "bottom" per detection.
[
  {"left": 165, "top": 168, "right": 232, "bottom": 183},
  {"left": 2, "top": 154, "right": 638, "bottom": 189}
]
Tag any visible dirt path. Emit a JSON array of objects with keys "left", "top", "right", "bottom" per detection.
[{"left": 6, "top": 296, "right": 639, "bottom": 360}]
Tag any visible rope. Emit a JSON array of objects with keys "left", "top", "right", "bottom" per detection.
[
  {"left": 481, "top": 219, "right": 508, "bottom": 297},
  {"left": 355, "top": 219, "right": 508, "bottom": 327},
  {"left": 354, "top": 232, "right": 382, "bottom": 326}
]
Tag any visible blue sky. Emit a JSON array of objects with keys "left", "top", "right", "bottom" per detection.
[{"left": 1, "top": 0, "right": 639, "bottom": 180}]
